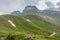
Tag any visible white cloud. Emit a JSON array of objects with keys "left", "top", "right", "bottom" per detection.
[
  {"left": 36, "top": 1, "right": 48, "bottom": 10},
  {"left": 49, "top": 0, "right": 60, "bottom": 8},
  {"left": 36, "top": 0, "right": 60, "bottom": 10},
  {"left": 0, "top": 0, "right": 40, "bottom": 14},
  {"left": 0, "top": 0, "right": 60, "bottom": 14},
  {"left": 42, "top": 0, "right": 60, "bottom": 8}
]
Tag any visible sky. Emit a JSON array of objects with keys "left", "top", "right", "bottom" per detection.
[{"left": 0, "top": 0, "right": 60, "bottom": 14}]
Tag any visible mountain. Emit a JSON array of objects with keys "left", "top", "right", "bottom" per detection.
[
  {"left": 39, "top": 8, "right": 60, "bottom": 25},
  {"left": 0, "top": 15, "right": 60, "bottom": 40},
  {"left": 22, "top": 5, "right": 60, "bottom": 16},
  {"left": 11, "top": 11, "right": 21, "bottom": 15},
  {"left": 21, "top": 5, "right": 60, "bottom": 26},
  {"left": 5, "top": 5, "right": 60, "bottom": 40},
  {"left": 23, "top": 5, "right": 40, "bottom": 15},
  {"left": 41, "top": 9, "right": 60, "bottom": 16}
]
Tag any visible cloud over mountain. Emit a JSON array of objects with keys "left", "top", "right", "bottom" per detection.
[{"left": 0, "top": 0, "right": 60, "bottom": 14}]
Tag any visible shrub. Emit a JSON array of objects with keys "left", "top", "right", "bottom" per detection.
[{"left": 5, "top": 33, "right": 26, "bottom": 40}]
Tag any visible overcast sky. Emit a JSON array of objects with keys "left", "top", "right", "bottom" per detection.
[{"left": 0, "top": 0, "right": 60, "bottom": 14}]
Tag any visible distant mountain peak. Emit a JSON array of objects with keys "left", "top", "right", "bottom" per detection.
[
  {"left": 11, "top": 10, "right": 21, "bottom": 15},
  {"left": 21, "top": 5, "right": 41, "bottom": 15},
  {"left": 23, "top": 5, "right": 39, "bottom": 14},
  {"left": 24, "top": 5, "right": 38, "bottom": 10}
]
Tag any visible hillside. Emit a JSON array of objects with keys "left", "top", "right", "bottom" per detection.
[
  {"left": 39, "top": 10, "right": 60, "bottom": 26},
  {"left": 10, "top": 6, "right": 60, "bottom": 26},
  {"left": 0, "top": 15, "right": 59, "bottom": 40}
]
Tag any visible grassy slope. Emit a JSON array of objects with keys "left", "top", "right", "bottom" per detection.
[
  {"left": 0, "top": 15, "right": 59, "bottom": 40},
  {"left": 39, "top": 13, "right": 60, "bottom": 26}
]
